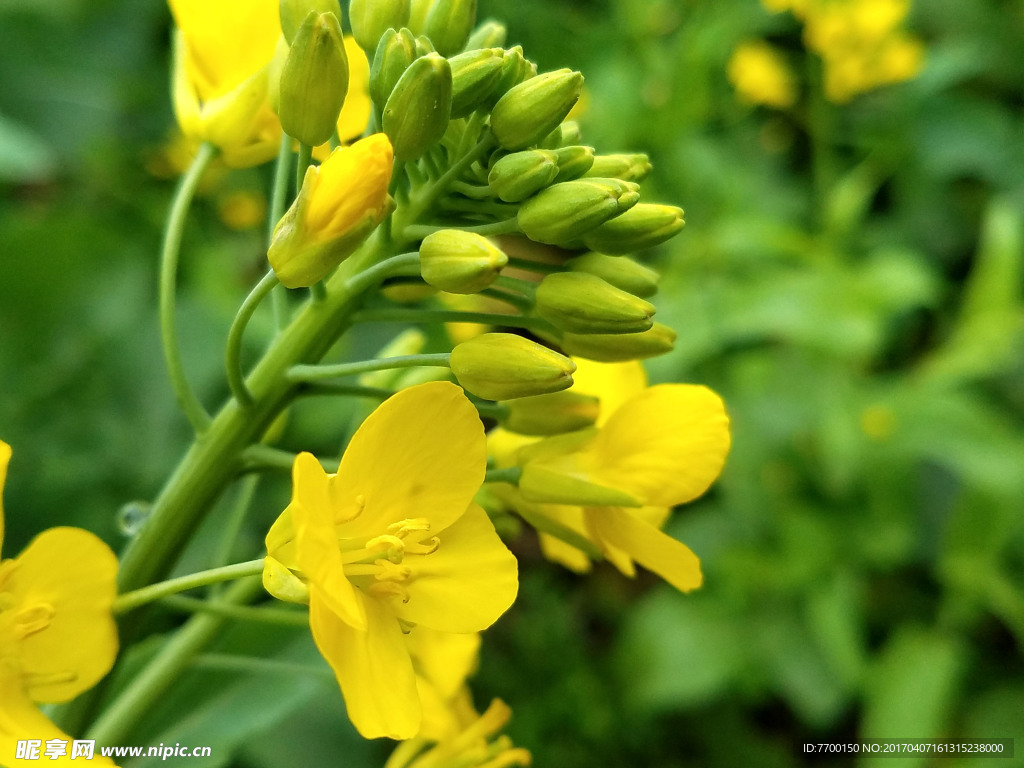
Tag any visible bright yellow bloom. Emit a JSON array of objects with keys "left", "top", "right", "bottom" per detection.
[
  {"left": 406, "top": 628, "right": 481, "bottom": 741},
  {"left": 728, "top": 41, "right": 798, "bottom": 109},
  {"left": 169, "top": 0, "right": 283, "bottom": 167},
  {"left": 268, "top": 133, "right": 395, "bottom": 288},
  {"left": 0, "top": 442, "right": 119, "bottom": 767},
  {"left": 490, "top": 360, "right": 730, "bottom": 592},
  {"left": 263, "top": 383, "right": 519, "bottom": 740}
]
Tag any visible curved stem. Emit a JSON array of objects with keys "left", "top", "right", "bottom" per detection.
[
  {"left": 159, "top": 141, "right": 217, "bottom": 434},
  {"left": 405, "top": 136, "right": 495, "bottom": 222},
  {"left": 226, "top": 270, "right": 280, "bottom": 408},
  {"left": 162, "top": 596, "right": 309, "bottom": 628},
  {"left": 114, "top": 559, "right": 265, "bottom": 615},
  {"left": 269, "top": 134, "right": 294, "bottom": 329},
  {"left": 289, "top": 352, "right": 452, "bottom": 383}
]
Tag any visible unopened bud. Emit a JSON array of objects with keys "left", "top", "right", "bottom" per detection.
[
  {"left": 449, "top": 47, "right": 504, "bottom": 118},
  {"left": 369, "top": 27, "right": 417, "bottom": 110},
  {"left": 482, "top": 46, "right": 535, "bottom": 109},
  {"left": 560, "top": 322, "right": 676, "bottom": 362},
  {"left": 383, "top": 52, "right": 453, "bottom": 160},
  {"left": 414, "top": 34, "right": 435, "bottom": 56},
  {"left": 280, "top": 0, "right": 342, "bottom": 44},
  {"left": 517, "top": 178, "right": 640, "bottom": 245},
  {"left": 490, "top": 69, "right": 583, "bottom": 150},
  {"left": 585, "top": 153, "right": 652, "bottom": 182},
  {"left": 419, "top": 229, "right": 507, "bottom": 293},
  {"left": 279, "top": 11, "right": 350, "bottom": 146},
  {"left": 349, "top": 0, "right": 410, "bottom": 53},
  {"left": 535, "top": 272, "right": 654, "bottom": 334},
  {"left": 450, "top": 333, "right": 575, "bottom": 400},
  {"left": 487, "top": 149, "right": 560, "bottom": 202},
  {"left": 581, "top": 203, "right": 685, "bottom": 254},
  {"left": 552, "top": 145, "right": 595, "bottom": 182},
  {"left": 466, "top": 19, "right": 507, "bottom": 49},
  {"left": 565, "top": 252, "right": 659, "bottom": 298},
  {"left": 540, "top": 120, "right": 582, "bottom": 149},
  {"left": 417, "top": 0, "right": 477, "bottom": 56},
  {"left": 503, "top": 390, "right": 600, "bottom": 436}
]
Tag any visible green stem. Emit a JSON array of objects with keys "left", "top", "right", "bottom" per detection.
[
  {"left": 352, "top": 307, "right": 549, "bottom": 332},
  {"left": 114, "top": 559, "right": 265, "bottom": 614},
  {"left": 484, "top": 466, "right": 522, "bottom": 485},
  {"left": 480, "top": 286, "right": 533, "bottom": 312},
  {"left": 240, "top": 444, "right": 331, "bottom": 474},
  {"left": 162, "top": 596, "right": 309, "bottom": 627},
  {"left": 450, "top": 180, "right": 493, "bottom": 199},
  {"left": 402, "top": 217, "right": 520, "bottom": 240},
  {"left": 225, "top": 270, "right": 279, "bottom": 408},
  {"left": 269, "top": 135, "right": 294, "bottom": 329},
  {"left": 87, "top": 578, "right": 264, "bottom": 746},
  {"left": 506, "top": 256, "right": 561, "bottom": 274},
  {"left": 191, "top": 654, "right": 333, "bottom": 679},
  {"left": 515, "top": 507, "right": 603, "bottom": 560},
  {"left": 160, "top": 141, "right": 217, "bottom": 434},
  {"left": 405, "top": 136, "right": 495, "bottom": 223},
  {"left": 289, "top": 353, "right": 452, "bottom": 383},
  {"left": 210, "top": 474, "right": 261, "bottom": 584},
  {"left": 296, "top": 142, "right": 314, "bottom": 191},
  {"left": 298, "top": 382, "right": 396, "bottom": 401}
]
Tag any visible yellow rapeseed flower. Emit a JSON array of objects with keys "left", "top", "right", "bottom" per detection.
[
  {"left": 490, "top": 360, "right": 730, "bottom": 592},
  {"left": 169, "top": 0, "right": 283, "bottom": 167},
  {"left": 263, "top": 382, "right": 519, "bottom": 740},
  {"left": 268, "top": 133, "right": 395, "bottom": 288},
  {"left": 727, "top": 41, "right": 798, "bottom": 109},
  {"left": 0, "top": 441, "right": 119, "bottom": 767}
]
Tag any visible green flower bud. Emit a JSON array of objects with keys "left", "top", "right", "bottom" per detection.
[
  {"left": 419, "top": 0, "right": 477, "bottom": 56},
  {"left": 517, "top": 178, "right": 640, "bottom": 245},
  {"left": 369, "top": 27, "right": 417, "bottom": 110},
  {"left": 581, "top": 203, "right": 685, "bottom": 254},
  {"left": 466, "top": 19, "right": 507, "bottom": 49},
  {"left": 519, "top": 460, "right": 642, "bottom": 507},
  {"left": 450, "top": 333, "right": 575, "bottom": 401},
  {"left": 540, "top": 120, "right": 582, "bottom": 149},
  {"left": 409, "top": 0, "right": 431, "bottom": 30},
  {"left": 534, "top": 272, "right": 654, "bottom": 335},
  {"left": 349, "top": 0, "right": 410, "bottom": 53},
  {"left": 278, "top": 11, "right": 350, "bottom": 146},
  {"left": 585, "top": 153, "right": 653, "bottom": 182},
  {"left": 383, "top": 52, "right": 453, "bottom": 160},
  {"left": 280, "top": 0, "right": 342, "bottom": 44},
  {"left": 487, "top": 149, "right": 560, "bottom": 202},
  {"left": 502, "top": 390, "right": 600, "bottom": 436},
  {"left": 565, "top": 252, "right": 660, "bottom": 298},
  {"left": 552, "top": 145, "right": 595, "bottom": 182},
  {"left": 491, "top": 69, "right": 583, "bottom": 150},
  {"left": 414, "top": 34, "right": 435, "bottom": 56},
  {"left": 419, "top": 229, "right": 508, "bottom": 294},
  {"left": 480, "top": 46, "right": 534, "bottom": 109},
  {"left": 449, "top": 47, "right": 504, "bottom": 118},
  {"left": 560, "top": 322, "right": 677, "bottom": 362}
]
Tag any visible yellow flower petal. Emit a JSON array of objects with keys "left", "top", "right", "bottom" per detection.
[
  {"left": 395, "top": 504, "right": 518, "bottom": 634},
  {"left": 3, "top": 528, "right": 118, "bottom": 703},
  {"left": 569, "top": 359, "right": 647, "bottom": 426},
  {"left": 0, "top": 439, "right": 10, "bottom": 551},
  {"left": 587, "top": 384, "right": 730, "bottom": 507},
  {"left": 407, "top": 629, "right": 481, "bottom": 703},
  {"left": 309, "top": 595, "right": 421, "bottom": 740},
  {"left": 586, "top": 506, "right": 703, "bottom": 592},
  {"left": 333, "top": 382, "right": 487, "bottom": 540},
  {"left": 0, "top": 661, "right": 119, "bottom": 767}
]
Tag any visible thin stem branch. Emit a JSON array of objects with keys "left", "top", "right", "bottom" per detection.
[
  {"left": 114, "top": 559, "right": 265, "bottom": 615},
  {"left": 269, "top": 135, "right": 294, "bottom": 329},
  {"left": 406, "top": 135, "right": 495, "bottom": 222},
  {"left": 402, "top": 217, "right": 520, "bottom": 240},
  {"left": 484, "top": 466, "right": 522, "bottom": 485},
  {"left": 295, "top": 142, "right": 314, "bottom": 192},
  {"left": 191, "top": 654, "right": 333, "bottom": 679},
  {"left": 159, "top": 141, "right": 217, "bottom": 434},
  {"left": 352, "top": 307, "right": 548, "bottom": 332},
  {"left": 288, "top": 353, "right": 452, "bottom": 383},
  {"left": 162, "top": 596, "right": 309, "bottom": 627},
  {"left": 226, "top": 270, "right": 280, "bottom": 408}
]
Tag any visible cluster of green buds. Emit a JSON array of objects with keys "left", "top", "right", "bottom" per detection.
[{"left": 270, "top": 0, "right": 686, "bottom": 433}]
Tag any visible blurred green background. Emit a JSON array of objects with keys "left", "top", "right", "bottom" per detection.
[{"left": 1, "top": 0, "right": 1023, "bottom": 766}]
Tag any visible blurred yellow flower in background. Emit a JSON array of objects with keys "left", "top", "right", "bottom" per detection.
[{"left": 727, "top": 41, "right": 798, "bottom": 108}]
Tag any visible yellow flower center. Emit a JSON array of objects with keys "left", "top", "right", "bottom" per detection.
[{"left": 336, "top": 516, "right": 441, "bottom": 603}]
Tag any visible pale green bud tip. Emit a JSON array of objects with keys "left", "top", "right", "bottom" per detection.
[
  {"left": 560, "top": 323, "right": 677, "bottom": 362},
  {"left": 419, "top": 229, "right": 508, "bottom": 294},
  {"left": 582, "top": 203, "right": 685, "bottom": 254},
  {"left": 565, "top": 252, "right": 660, "bottom": 298},
  {"left": 487, "top": 149, "right": 559, "bottom": 202},
  {"left": 417, "top": 0, "right": 478, "bottom": 56},
  {"left": 350, "top": 0, "right": 410, "bottom": 53},
  {"left": 585, "top": 153, "right": 653, "bottom": 182},
  {"left": 450, "top": 333, "right": 575, "bottom": 401},
  {"left": 466, "top": 19, "right": 507, "bottom": 49},
  {"left": 503, "top": 390, "right": 600, "bottom": 436},
  {"left": 517, "top": 178, "right": 640, "bottom": 246},
  {"left": 449, "top": 47, "right": 505, "bottom": 118},
  {"left": 280, "top": 0, "right": 342, "bottom": 44},
  {"left": 552, "top": 145, "right": 596, "bottom": 182},
  {"left": 383, "top": 52, "right": 453, "bottom": 160},
  {"left": 370, "top": 28, "right": 417, "bottom": 109},
  {"left": 279, "top": 11, "right": 350, "bottom": 146},
  {"left": 490, "top": 69, "right": 584, "bottom": 150},
  {"left": 535, "top": 271, "right": 655, "bottom": 335}
]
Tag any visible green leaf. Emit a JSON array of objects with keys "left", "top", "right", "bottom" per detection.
[{"left": 0, "top": 112, "right": 57, "bottom": 183}]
